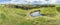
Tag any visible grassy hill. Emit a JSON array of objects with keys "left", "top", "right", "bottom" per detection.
[{"left": 0, "top": 4, "right": 60, "bottom": 25}]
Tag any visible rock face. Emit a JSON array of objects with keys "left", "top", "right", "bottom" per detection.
[{"left": 30, "top": 10, "right": 42, "bottom": 17}]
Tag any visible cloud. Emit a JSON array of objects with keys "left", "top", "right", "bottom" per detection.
[
  {"left": 0, "top": 0, "right": 59, "bottom": 4},
  {"left": 39, "top": 0, "right": 57, "bottom": 4},
  {"left": 10, "top": 0, "right": 57, "bottom": 4},
  {"left": 56, "top": 0, "right": 60, "bottom": 4}
]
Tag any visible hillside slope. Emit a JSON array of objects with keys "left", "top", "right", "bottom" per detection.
[{"left": 0, "top": 5, "right": 60, "bottom": 25}]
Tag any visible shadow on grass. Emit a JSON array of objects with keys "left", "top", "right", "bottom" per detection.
[
  {"left": 16, "top": 13, "right": 26, "bottom": 17},
  {"left": 56, "top": 7, "right": 60, "bottom": 12}
]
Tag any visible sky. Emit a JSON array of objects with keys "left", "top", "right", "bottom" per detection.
[{"left": 0, "top": 0, "right": 60, "bottom": 4}]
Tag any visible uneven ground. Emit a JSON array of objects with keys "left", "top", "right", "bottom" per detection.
[{"left": 0, "top": 5, "right": 60, "bottom": 25}]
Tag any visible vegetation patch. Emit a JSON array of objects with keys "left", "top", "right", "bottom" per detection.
[
  {"left": 0, "top": 4, "right": 60, "bottom": 25},
  {"left": 16, "top": 13, "right": 26, "bottom": 16},
  {"left": 0, "top": 13, "right": 6, "bottom": 20},
  {"left": 56, "top": 7, "right": 60, "bottom": 12}
]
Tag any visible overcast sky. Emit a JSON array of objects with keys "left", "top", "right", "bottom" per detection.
[{"left": 0, "top": 0, "right": 60, "bottom": 4}]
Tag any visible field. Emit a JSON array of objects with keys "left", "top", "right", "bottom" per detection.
[{"left": 0, "top": 4, "right": 60, "bottom": 25}]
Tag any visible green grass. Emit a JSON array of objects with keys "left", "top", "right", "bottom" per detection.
[{"left": 0, "top": 5, "right": 60, "bottom": 25}]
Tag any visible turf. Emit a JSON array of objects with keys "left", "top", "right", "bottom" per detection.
[{"left": 0, "top": 5, "right": 60, "bottom": 25}]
